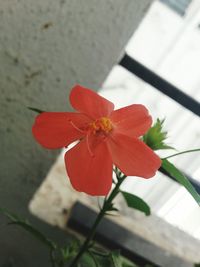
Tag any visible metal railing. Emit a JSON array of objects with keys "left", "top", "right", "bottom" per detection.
[{"left": 119, "top": 53, "right": 200, "bottom": 192}]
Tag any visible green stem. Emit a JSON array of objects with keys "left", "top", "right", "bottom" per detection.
[
  {"left": 88, "top": 250, "right": 99, "bottom": 267},
  {"left": 50, "top": 248, "right": 57, "bottom": 267},
  {"left": 162, "top": 148, "right": 200, "bottom": 160},
  {"left": 69, "top": 173, "right": 126, "bottom": 267}
]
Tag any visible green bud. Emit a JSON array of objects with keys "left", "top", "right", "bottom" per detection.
[{"left": 143, "top": 118, "right": 174, "bottom": 151}]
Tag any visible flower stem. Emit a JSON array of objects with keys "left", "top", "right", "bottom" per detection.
[
  {"left": 50, "top": 248, "right": 57, "bottom": 267},
  {"left": 69, "top": 173, "right": 126, "bottom": 267},
  {"left": 162, "top": 148, "right": 200, "bottom": 160}
]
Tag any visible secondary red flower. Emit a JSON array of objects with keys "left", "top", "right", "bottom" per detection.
[{"left": 32, "top": 85, "right": 161, "bottom": 196}]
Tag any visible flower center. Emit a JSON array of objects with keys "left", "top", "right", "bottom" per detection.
[{"left": 90, "top": 117, "right": 113, "bottom": 134}]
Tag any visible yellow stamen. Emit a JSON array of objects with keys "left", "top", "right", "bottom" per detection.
[{"left": 90, "top": 117, "right": 113, "bottom": 134}]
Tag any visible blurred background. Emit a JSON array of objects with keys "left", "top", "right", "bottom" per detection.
[{"left": 100, "top": 0, "right": 200, "bottom": 239}]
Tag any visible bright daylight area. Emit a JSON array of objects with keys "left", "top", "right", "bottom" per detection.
[{"left": 100, "top": 0, "right": 200, "bottom": 239}]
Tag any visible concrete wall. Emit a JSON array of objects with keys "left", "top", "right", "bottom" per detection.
[{"left": 0, "top": 0, "right": 151, "bottom": 265}]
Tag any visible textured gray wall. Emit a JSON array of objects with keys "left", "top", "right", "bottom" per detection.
[{"left": 0, "top": 0, "right": 151, "bottom": 265}]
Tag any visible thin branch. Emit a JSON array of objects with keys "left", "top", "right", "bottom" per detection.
[
  {"left": 162, "top": 148, "right": 200, "bottom": 160},
  {"left": 88, "top": 250, "right": 99, "bottom": 267},
  {"left": 50, "top": 248, "right": 57, "bottom": 267}
]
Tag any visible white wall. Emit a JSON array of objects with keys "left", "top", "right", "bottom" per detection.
[{"left": 0, "top": 0, "right": 152, "bottom": 265}]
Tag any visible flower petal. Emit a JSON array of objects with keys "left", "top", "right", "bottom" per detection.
[
  {"left": 110, "top": 104, "right": 152, "bottom": 138},
  {"left": 107, "top": 132, "right": 161, "bottom": 178},
  {"left": 70, "top": 85, "right": 114, "bottom": 119},
  {"left": 65, "top": 138, "right": 113, "bottom": 196},
  {"left": 32, "top": 112, "right": 90, "bottom": 149}
]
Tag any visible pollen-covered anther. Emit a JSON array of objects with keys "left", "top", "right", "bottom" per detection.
[{"left": 90, "top": 117, "right": 113, "bottom": 134}]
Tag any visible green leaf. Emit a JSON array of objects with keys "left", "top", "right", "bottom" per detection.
[
  {"left": 143, "top": 119, "right": 174, "bottom": 151},
  {"left": 110, "top": 250, "right": 122, "bottom": 267},
  {"left": 162, "top": 159, "right": 200, "bottom": 206},
  {"left": 0, "top": 208, "right": 56, "bottom": 250},
  {"left": 122, "top": 264, "right": 136, "bottom": 267},
  {"left": 81, "top": 252, "right": 102, "bottom": 267},
  {"left": 28, "top": 106, "right": 44, "bottom": 114},
  {"left": 122, "top": 263, "right": 137, "bottom": 267},
  {"left": 89, "top": 247, "right": 110, "bottom": 258},
  {"left": 88, "top": 248, "right": 138, "bottom": 267},
  {"left": 61, "top": 240, "right": 81, "bottom": 262},
  {"left": 121, "top": 191, "right": 151, "bottom": 216},
  {"left": 120, "top": 253, "right": 138, "bottom": 267}
]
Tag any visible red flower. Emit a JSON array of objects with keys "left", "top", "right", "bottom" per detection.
[{"left": 32, "top": 85, "right": 161, "bottom": 196}]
